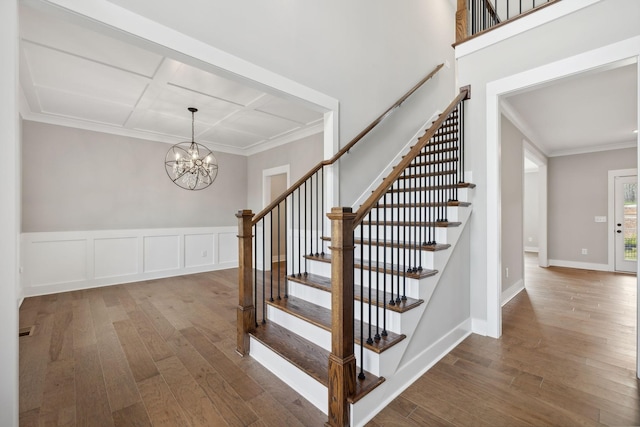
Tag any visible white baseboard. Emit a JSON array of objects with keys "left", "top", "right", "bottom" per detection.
[
  {"left": 501, "top": 279, "right": 524, "bottom": 306},
  {"left": 471, "top": 317, "right": 487, "bottom": 336},
  {"left": 548, "top": 259, "right": 611, "bottom": 272},
  {"left": 20, "top": 226, "right": 238, "bottom": 298},
  {"left": 524, "top": 246, "right": 539, "bottom": 253}
]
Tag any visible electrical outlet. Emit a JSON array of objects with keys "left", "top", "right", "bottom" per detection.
[
  {"left": 581, "top": 248, "right": 588, "bottom": 255},
  {"left": 505, "top": 267, "right": 509, "bottom": 278},
  {"left": 528, "top": 237, "right": 533, "bottom": 242}
]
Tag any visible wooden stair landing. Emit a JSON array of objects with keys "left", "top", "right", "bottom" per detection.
[
  {"left": 266, "top": 295, "right": 406, "bottom": 353},
  {"left": 250, "top": 322, "right": 384, "bottom": 404},
  {"left": 288, "top": 273, "right": 423, "bottom": 314},
  {"left": 305, "top": 254, "right": 438, "bottom": 280}
]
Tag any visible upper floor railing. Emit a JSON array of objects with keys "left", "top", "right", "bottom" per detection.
[{"left": 456, "top": 0, "right": 561, "bottom": 44}]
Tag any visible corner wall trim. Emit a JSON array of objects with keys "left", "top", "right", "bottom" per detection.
[{"left": 548, "top": 259, "right": 610, "bottom": 272}]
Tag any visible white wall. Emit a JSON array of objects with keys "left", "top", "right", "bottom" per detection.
[
  {"left": 457, "top": 0, "right": 640, "bottom": 336},
  {"left": 22, "top": 121, "right": 247, "bottom": 232},
  {"left": 0, "top": 0, "right": 19, "bottom": 424}
]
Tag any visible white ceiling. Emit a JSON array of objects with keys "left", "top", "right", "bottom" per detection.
[
  {"left": 18, "top": 4, "right": 324, "bottom": 156},
  {"left": 503, "top": 61, "right": 638, "bottom": 157}
]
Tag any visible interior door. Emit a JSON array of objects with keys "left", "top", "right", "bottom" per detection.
[{"left": 614, "top": 175, "right": 638, "bottom": 273}]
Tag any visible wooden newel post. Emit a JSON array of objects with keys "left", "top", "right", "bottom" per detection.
[
  {"left": 456, "top": 0, "right": 469, "bottom": 44},
  {"left": 326, "top": 207, "right": 357, "bottom": 427},
  {"left": 236, "top": 209, "right": 255, "bottom": 356}
]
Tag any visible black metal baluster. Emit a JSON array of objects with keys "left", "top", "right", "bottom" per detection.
[
  {"left": 400, "top": 169, "right": 406, "bottom": 304},
  {"left": 269, "top": 212, "right": 274, "bottom": 303},
  {"left": 321, "top": 167, "right": 325, "bottom": 256},
  {"left": 277, "top": 204, "right": 281, "bottom": 300},
  {"left": 262, "top": 217, "right": 266, "bottom": 323},
  {"left": 254, "top": 224, "right": 258, "bottom": 327},
  {"left": 359, "top": 225, "right": 365, "bottom": 380},
  {"left": 382, "top": 196, "right": 388, "bottom": 338},
  {"left": 304, "top": 181, "right": 308, "bottom": 276},
  {"left": 284, "top": 198, "right": 288, "bottom": 298},
  {"left": 309, "top": 174, "right": 314, "bottom": 258},
  {"left": 297, "top": 187, "right": 302, "bottom": 277},
  {"left": 367, "top": 213, "right": 373, "bottom": 345},
  {"left": 390, "top": 183, "right": 396, "bottom": 307},
  {"left": 375, "top": 202, "right": 381, "bottom": 342},
  {"left": 315, "top": 171, "right": 320, "bottom": 256}
]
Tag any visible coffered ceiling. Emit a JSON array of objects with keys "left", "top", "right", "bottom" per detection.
[{"left": 18, "top": 4, "right": 324, "bottom": 156}]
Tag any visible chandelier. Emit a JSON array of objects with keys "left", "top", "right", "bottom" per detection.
[{"left": 165, "top": 107, "right": 218, "bottom": 191}]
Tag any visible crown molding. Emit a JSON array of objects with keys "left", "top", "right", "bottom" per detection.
[{"left": 548, "top": 140, "right": 637, "bottom": 157}]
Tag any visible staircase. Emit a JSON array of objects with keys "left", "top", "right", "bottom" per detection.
[{"left": 236, "top": 77, "right": 473, "bottom": 426}]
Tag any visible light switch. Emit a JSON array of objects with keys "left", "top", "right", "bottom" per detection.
[{"left": 594, "top": 216, "right": 607, "bottom": 223}]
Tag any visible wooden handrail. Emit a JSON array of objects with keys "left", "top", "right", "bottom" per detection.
[
  {"left": 484, "top": 0, "right": 501, "bottom": 23},
  {"left": 353, "top": 88, "right": 470, "bottom": 226},
  {"left": 251, "top": 63, "right": 445, "bottom": 225}
]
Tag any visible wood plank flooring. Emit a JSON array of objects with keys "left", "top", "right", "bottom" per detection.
[
  {"left": 19, "top": 269, "right": 326, "bottom": 427},
  {"left": 20, "top": 254, "right": 639, "bottom": 426},
  {"left": 369, "top": 253, "right": 640, "bottom": 426}
]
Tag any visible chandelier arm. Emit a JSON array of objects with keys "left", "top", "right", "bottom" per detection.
[{"left": 173, "top": 168, "right": 191, "bottom": 183}]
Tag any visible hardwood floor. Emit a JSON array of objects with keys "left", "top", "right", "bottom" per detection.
[
  {"left": 20, "top": 254, "right": 639, "bottom": 426},
  {"left": 369, "top": 253, "right": 640, "bottom": 426},
  {"left": 19, "top": 268, "right": 326, "bottom": 427}
]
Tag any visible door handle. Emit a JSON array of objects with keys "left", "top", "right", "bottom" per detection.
[{"left": 617, "top": 230, "right": 622, "bottom": 233}]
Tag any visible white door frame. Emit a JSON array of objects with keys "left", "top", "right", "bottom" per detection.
[
  {"left": 523, "top": 141, "right": 548, "bottom": 268},
  {"left": 608, "top": 168, "right": 638, "bottom": 271},
  {"left": 485, "top": 35, "right": 640, "bottom": 380}
]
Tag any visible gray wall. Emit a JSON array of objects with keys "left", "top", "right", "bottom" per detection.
[
  {"left": 22, "top": 121, "right": 247, "bottom": 232},
  {"left": 548, "top": 147, "right": 637, "bottom": 264},
  {"left": 501, "top": 115, "right": 523, "bottom": 291},
  {"left": 524, "top": 171, "right": 539, "bottom": 250},
  {"left": 246, "top": 133, "right": 323, "bottom": 214}
]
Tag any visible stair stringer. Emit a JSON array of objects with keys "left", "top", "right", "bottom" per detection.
[
  {"left": 350, "top": 221, "right": 473, "bottom": 427},
  {"left": 353, "top": 203, "right": 473, "bottom": 380}
]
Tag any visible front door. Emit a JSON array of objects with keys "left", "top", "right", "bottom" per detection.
[{"left": 614, "top": 175, "right": 638, "bottom": 273}]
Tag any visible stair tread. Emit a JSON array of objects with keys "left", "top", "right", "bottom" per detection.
[
  {"left": 304, "top": 254, "right": 438, "bottom": 280},
  {"left": 250, "top": 322, "right": 385, "bottom": 403},
  {"left": 387, "top": 182, "right": 476, "bottom": 193},
  {"left": 267, "top": 295, "right": 408, "bottom": 352},
  {"left": 361, "top": 220, "right": 461, "bottom": 227},
  {"left": 287, "top": 273, "right": 424, "bottom": 313},
  {"left": 375, "top": 201, "right": 471, "bottom": 208},
  {"left": 320, "top": 237, "right": 451, "bottom": 252}
]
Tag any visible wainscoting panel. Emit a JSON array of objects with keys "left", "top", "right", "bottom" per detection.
[
  {"left": 144, "top": 235, "right": 180, "bottom": 273},
  {"left": 21, "top": 227, "right": 238, "bottom": 297},
  {"left": 94, "top": 237, "right": 138, "bottom": 279}
]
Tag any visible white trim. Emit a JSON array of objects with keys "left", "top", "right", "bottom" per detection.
[
  {"left": 21, "top": 109, "right": 323, "bottom": 157},
  {"left": 487, "top": 36, "right": 640, "bottom": 341},
  {"left": 548, "top": 259, "right": 611, "bottom": 272},
  {"left": 262, "top": 165, "right": 291, "bottom": 208},
  {"left": 523, "top": 141, "right": 548, "bottom": 268},
  {"left": 523, "top": 246, "right": 539, "bottom": 253},
  {"left": 608, "top": 168, "right": 638, "bottom": 272},
  {"left": 501, "top": 279, "right": 524, "bottom": 306},
  {"left": 20, "top": 227, "right": 238, "bottom": 297},
  {"left": 471, "top": 318, "right": 488, "bottom": 336},
  {"left": 501, "top": 100, "right": 549, "bottom": 155},
  {"left": 550, "top": 140, "right": 637, "bottom": 158},
  {"left": 455, "top": 0, "right": 600, "bottom": 59}
]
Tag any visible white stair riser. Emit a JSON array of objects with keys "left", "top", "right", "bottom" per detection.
[
  {"left": 367, "top": 206, "right": 460, "bottom": 222},
  {"left": 249, "top": 337, "right": 328, "bottom": 414},
  {"left": 355, "top": 226, "right": 450, "bottom": 245},
  {"left": 352, "top": 244, "right": 436, "bottom": 268},
  {"left": 381, "top": 188, "right": 470, "bottom": 204},
  {"left": 266, "top": 305, "right": 402, "bottom": 377}
]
